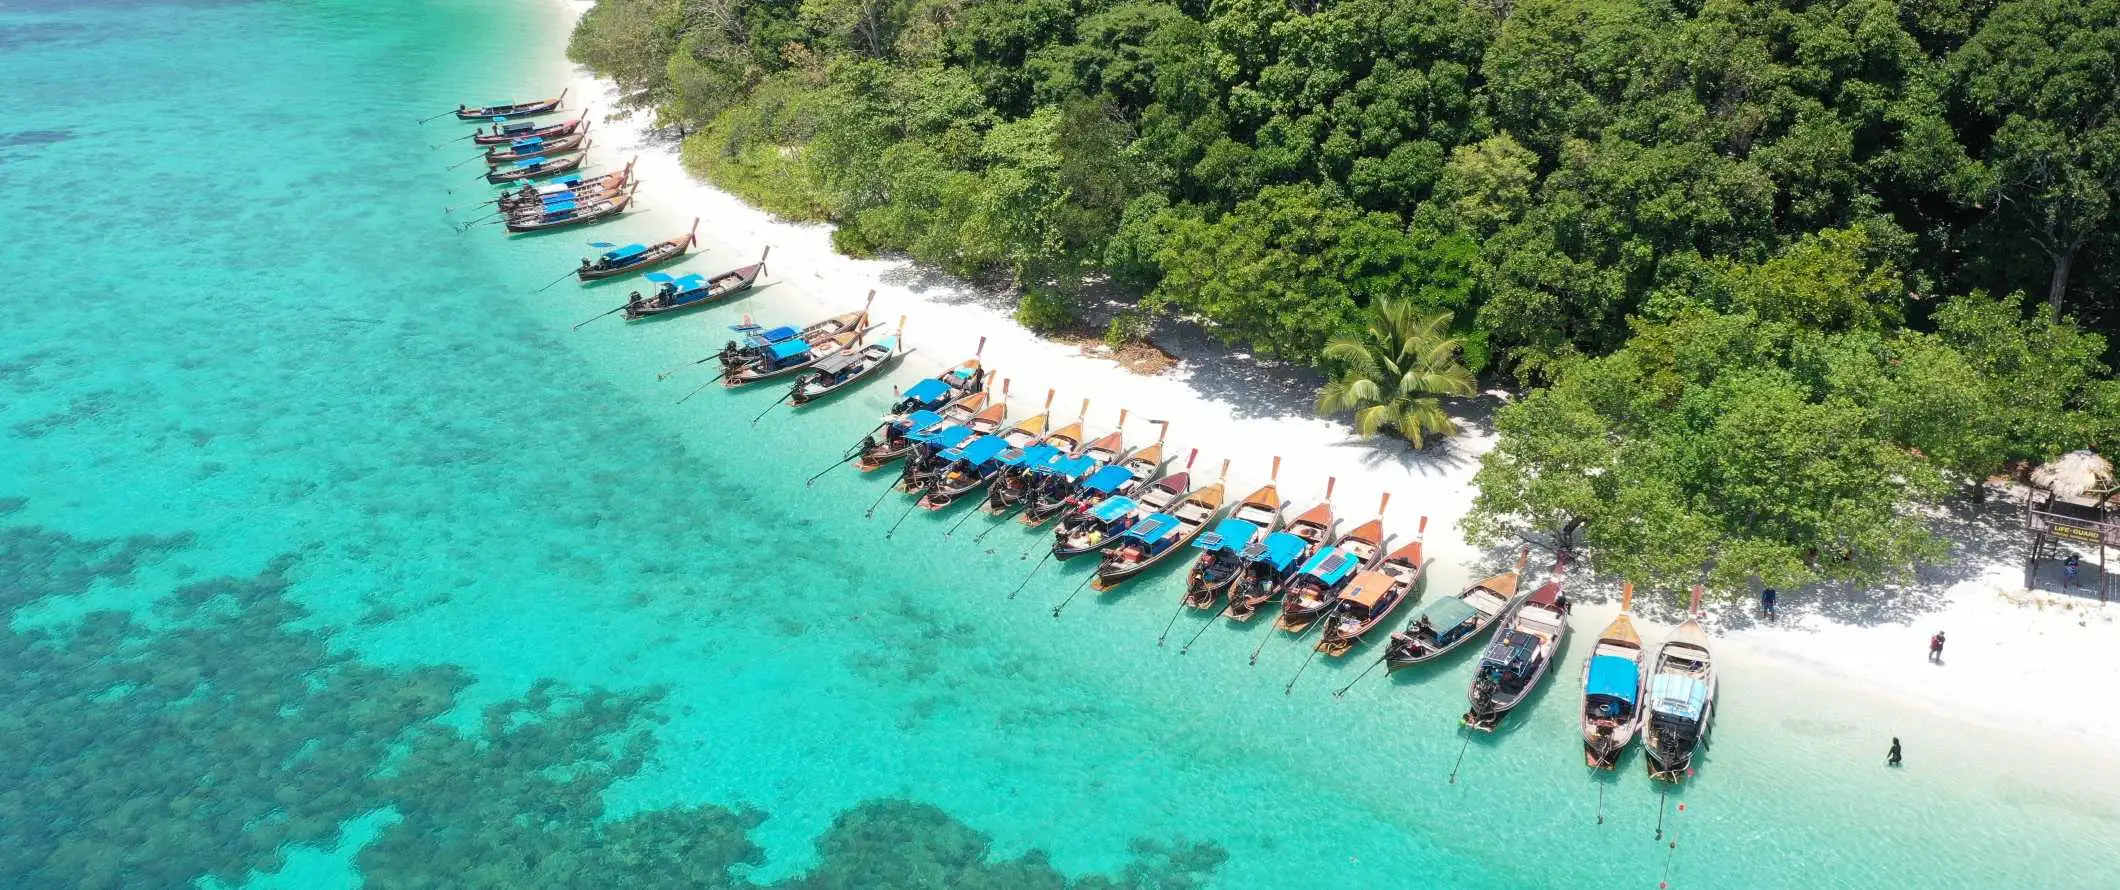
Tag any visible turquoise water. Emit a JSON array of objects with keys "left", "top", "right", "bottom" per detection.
[{"left": 2, "top": 1, "right": 2114, "bottom": 887}]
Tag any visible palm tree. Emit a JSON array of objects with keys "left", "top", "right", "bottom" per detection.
[{"left": 1315, "top": 301, "right": 1478, "bottom": 448}]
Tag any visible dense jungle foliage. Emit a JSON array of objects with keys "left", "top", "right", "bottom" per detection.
[{"left": 572, "top": 0, "right": 2120, "bottom": 594}]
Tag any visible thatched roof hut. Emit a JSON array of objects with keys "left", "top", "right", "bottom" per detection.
[{"left": 2030, "top": 450, "right": 2115, "bottom": 501}]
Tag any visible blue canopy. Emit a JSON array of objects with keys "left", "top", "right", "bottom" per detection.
[
  {"left": 942, "top": 435, "right": 1007, "bottom": 466},
  {"left": 755, "top": 325, "right": 798, "bottom": 343},
  {"left": 1088, "top": 496, "right": 1137, "bottom": 523},
  {"left": 1121, "top": 513, "right": 1179, "bottom": 542},
  {"left": 1050, "top": 455, "right": 1096, "bottom": 480},
  {"left": 514, "top": 159, "right": 548, "bottom": 169},
  {"left": 537, "top": 176, "right": 582, "bottom": 193},
  {"left": 767, "top": 340, "right": 810, "bottom": 361},
  {"left": 643, "top": 272, "right": 674, "bottom": 284},
  {"left": 914, "top": 425, "right": 972, "bottom": 447},
  {"left": 1193, "top": 518, "right": 1261, "bottom": 553},
  {"left": 539, "top": 191, "right": 578, "bottom": 204},
  {"left": 668, "top": 274, "right": 708, "bottom": 293},
  {"left": 1585, "top": 656, "right": 1641, "bottom": 704},
  {"left": 903, "top": 378, "right": 950, "bottom": 404},
  {"left": 1002, "top": 444, "right": 1062, "bottom": 468},
  {"left": 1250, "top": 532, "right": 1310, "bottom": 571},
  {"left": 603, "top": 243, "right": 648, "bottom": 261},
  {"left": 1649, "top": 676, "right": 1708, "bottom": 721},
  {"left": 1082, "top": 465, "right": 1134, "bottom": 494},
  {"left": 542, "top": 200, "right": 578, "bottom": 215},
  {"left": 894, "top": 409, "right": 944, "bottom": 432},
  {"left": 1298, "top": 547, "right": 1361, "bottom": 586},
  {"left": 510, "top": 136, "right": 545, "bottom": 149},
  {"left": 498, "top": 120, "right": 535, "bottom": 133}
]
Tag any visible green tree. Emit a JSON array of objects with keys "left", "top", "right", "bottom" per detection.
[{"left": 1316, "top": 303, "right": 1479, "bottom": 447}]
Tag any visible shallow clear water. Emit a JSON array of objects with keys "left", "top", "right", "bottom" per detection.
[{"left": 2, "top": 1, "right": 2114, "bottom": 888}]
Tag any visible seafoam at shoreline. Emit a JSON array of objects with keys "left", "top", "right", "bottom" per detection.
[{"left": 545, "top": 0, "right": 2119, "bottom": 748}]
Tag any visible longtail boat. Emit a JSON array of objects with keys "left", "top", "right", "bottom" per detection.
[
  {"left": 1020, "top": 415, "right": 1131, "bottom": 527},
  {"left": 473, "top": 113, "right": 587, "bottom": 145},
  {"left": 1464, "top": 556, "right": 1571, "bottom": 732},
  {"left": 485, "top": 150, "right": 588, "bottom": 184},
  {"left": 885, "top": 337, "right": 985, "bottom": 417},
  {"left": 1054, "top": 449, "right": 1191, "bottom": 559},
  {"left": 577, "top": 219, "right": 697, "bottom": 281},
  {"left": 1051, "top": 422, "right": 1168, "bottom": 531},
  {"left": 896, "top": 389, "right": 1011, "bottom": 492},
  {"left": 790, "top": 322, "right": 905, "bottom": 406},
  {"left": 858, "top": 384, "right": 1001, "bottom": 472},
  {"left": 1644, "top": 585, "right": 1717, "bottom": 782},
  {"left": 1274, "top": 494, "right": 1390, "bottom": 634},
  {"left": 1384, "top": 548, "right": 1528, "bottom": 670},
  {"left": 723, "top": 328, "right": 868, "bottom": 388},
  {"left": 921, "top": 391, "right": 1043, "bottom": 507},
  {"left": 495, "top": 163, "right": 631, "bottom": 208},
  {"left": 623, "top": 247, "right": 769, "bottom": 320},
  {"left": 1183, "top": 456, "right": 1284, "bottom": 608},
  {"left": 454, "top": 91, "right": 566, "bottom": 121},
  {"left": 1317, "top": 516, "right": 1428, "bottom": 656},
  {"left": 1228, "top": 478, "right": 1338, "bottom": 620},
  {"left": 483, "top": 128, "right": 590, "bottom": 164},
  {"left": 1090, "top": 460, "right": 1229, "bottom": 591},
  {"left": 986, "top": 400, "right": 1091, "bottom": 513},
  {"left": 505, "top": 184, "right": 633, "bottom": 233},
  {"left": 1581, "top": 581, "right": 1647, "bottom": 770}
]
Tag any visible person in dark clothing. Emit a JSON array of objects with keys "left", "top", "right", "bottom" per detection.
[
  {"left": 1887, "top": 738, "right": 1902, "bottom": 767},
  {"left": 2063, "top": 553, "right": 2080, "bottom": 591},
  {"left": 1928, "top": 631, "right": 1946, "bottom": 663},
  {"left": 1760, "top": 587, "right": 1778, "bottom": 620}
]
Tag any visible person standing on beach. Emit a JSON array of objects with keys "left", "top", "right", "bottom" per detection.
[
  {"left": 1928, "top": 631, "right": 1946, "bottom": 662},
  {"left": 1888, "top": 738, "right": 1902, "bottom": 767},
  {"left": 2063, "top": 553, "right": 2080, "bottom": 591},
  {"left": 1760, "top": 587, "right": 1777, "bottom": 620}
]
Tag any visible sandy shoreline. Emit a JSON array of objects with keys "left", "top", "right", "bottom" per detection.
[{"left": 546, "top": 0, "right": 2118, "bottom": 748}]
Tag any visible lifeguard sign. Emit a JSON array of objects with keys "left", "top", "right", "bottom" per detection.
[{"left": 2023, "top": 453, "right": 2117, "bottom": 601}]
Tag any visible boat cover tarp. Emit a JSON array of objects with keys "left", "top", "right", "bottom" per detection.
[
  {"left": 511, "top": 137, "right": 546, "bottom": 149},
  {"left": 541, "top": 190, "right": 578, "bottom": 203},
  {"left": 515, "top": 159, "right": 548, "bottom": 169},
  {"left": 543, "top": 200, "right": 578, "bottom": 215},
  {"left": 917, "top": 425, "right": 973, "bottom": 448},
  {"left": 1194, "top": 518, "right": 1261, "bottom": 553},
  {"left": 895, "top": 410, "right": 943, "bottom": 433},
  {"left": 1088, "top": 496, "right": 1137, "bottom": 523},
  {"left": 668, "top": 274, "right": 708, "bottom": 293},
  {"left": 1585, "top": 655, "right": 1641, "bottom": 703},
  {"left": 767, "top": 340, "right": 810, "bottom": 361},
  {"left": 1002, "top": 444, "right": 1063, "bottom": 468},
  {"left": 1083, "top": 465, "right": 1134, "bottom": 494},
  {"left": 534, "top": 177, "right": 581, "bottom": 192},
  {"left": 1299, "top": 547, "right": 1360, "bottom": 586},
  {"left": 756, "top": 325, "right": 799, "bottom": 343},
  {"left": 1649, "top": 675, "right": 1707, "bottom": 721},
  {"left": 1048, "top": 455, "right": 1095, "bottom": 480},
  {"left": 809, "top": 351, "right": 860, "bottom": 375},
  {"left": 1122, "top": 513, "right": 1178, "bottom": 542},
  {"left": 499, "top": 120, "right": 535, "bottom": 133},
  {"left": 903, "top": 378, "right": 950, "bottom": 404},
  {"left": 1414, "top": 597, "right": 1479, "bottom": 630},
  {"left": 1252, "top": 532, "right": 1309, "bottom": 570},
  {"left": 606, "top": 243, "right": 648, "bottom": 260},
  {"left": 1482, "top": 630, "right": 1539, "bottom": 670},
  {"left": 945, "top": 436, "right": 1007, "bottom": 466}
]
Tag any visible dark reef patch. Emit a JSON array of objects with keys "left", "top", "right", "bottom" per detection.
[
  {"left": 0, "top": 517, "right": 1225, "bottom": 888},
  {"left": 0, "top": 130, "right": 74, "bottom": 150}
]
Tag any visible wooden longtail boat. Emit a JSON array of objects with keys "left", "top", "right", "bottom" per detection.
[
  {"left": 860, "top": 383, "right": 1003, "bottom": 473},
  {"left": 484, "top": 128, "right": 590, "bottom": 164},
  {"left": 454, "top": 92, "right": 566, "bottom": 121},
  {"left": 473, "top": 113, "right": 587, "bottom": 145},
  {"left": 986, "top": 400, "right": 1091, "bottom": 514},
  {"left": 1050, "top": 423, "right": 1169, "bottom": 532},
  {"left": 484, "top": 150, "right": 589, "bottom": 184},
  {"left": 1644, "top": 585, "right": 1717, "bottom": 782},
  {"left": 505, "top": 184, "right": 633, "bottom": 233},
  {"left": 1227, "top": 478, "right": 1338, "bottom": 621},
  {"left": 1317, "top": 516, "right": 1428, "bottom": 656},
  {"left": 1053, "top": 449, "right": 1190, "bottom": 559},
  {"left": 1581, "top": 581, "right": 1647, "bottom": 770},
  {"left": 495, "top": 163, "right": 632, "bottom": 209},
  {"left": 723, "top": 312, "right": 871, "bottom": 387},
  {"left": 1275, "top": 494, "right": 1391, "bottom": 634},
  {"left": 1090, "top": 461, "right": 1229, "bottom": 591},
  {"left": 1464, "top": 556, "right": 1571, "bottom": 732},
  {"left": 886, "top": 340, "right": 985, "bottom": 418},
  {"left": 622, "top": 248, "right": 768, "bottom": 320},
  {"left": 1384, "top": 548, "right": 1528, "bottom": 671},
  {"left": 1183, "top": 456, "right": 1284, "bottom": 609},
  {"left": 790, "top": 322, "right": 904, "bottom": 406},
  {"left": 920, "top": 392, "right": 1045, "bottom": 508},
  {"left": 576, "top": 218, "right": 697, "bottom": 281},
  {"left": 1020, "top": 415, "right": 1131, "bottom": 527},
  {"left": 895, "top": 387, "right": 1011, "bottom": 493}
]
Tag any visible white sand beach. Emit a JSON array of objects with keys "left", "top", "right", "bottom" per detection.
[{"left": 549, "top": 0, "right": 2119, "bottom": 748}]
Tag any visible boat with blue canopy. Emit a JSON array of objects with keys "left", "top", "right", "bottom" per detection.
[
  {"left": 484, "top": 149, "right": 588, "bottom": 184},
  {"left": 1223, "top": 531, "right": 1311, "bottom": 621},
  {"left": 1274, "top": 505, "right": 1385, "bottom": 634},
  {"left": 1054, "top": 447, "right": 1189, "bottom": 558},
  {"left": 867, "top": 389, "right": 1006, "bottom": 478},
  {"left": 916, "top": 431, "right": 1009, "bottom": 509},
  {"left": 1643, "top": 585, "right": 1716, "bottom": 781},
  {"left": 716, "top": 308, "right": 871, "bottom": 384},
  {"left": 1465, "top": 555, "right": 1572, "bottom": 732},
  {"left": 505, "top": 183, "right": 634, "bottom": 234},
  {"left": 473, "top": 112, "right": 587, "bottom": 145},
  {"left": 725, "top": 328, "right": 869, "bottom": 388},
  {"left": 575, "top": 218, "right": 697, "bottom": 281},
  {"left": 1020, "top": 423, "right": 1131, "bottom": 527},
  {"left": 885, "top": 341, "right": 985, "bottom": 418},
  {"left": 1580, "top": 582, "right": 1647, "bottom": 769},
  {"left": 1317, "top": 517, "right": 1428, "bottom": 656},
  {"left": 494, "top": 164, "right": 630, "bottom": 212},
  {"left": 452, "top": 90, "right": 566, "bottom": 121},
  {"left": 1091, "top": 462, "right": 1229, "bottom": 591},
  {"left": 1184, "top": 460, "right": 1283, "bottom": 608},
  {"left": 484, "top": 126, "right": 589, "bottom": 163},
  {"left": 623, "top": 247, "right": 769, "bottom": 320},
  {"left": 1385, "top": 547, "right": 1528, "bottom": 670},
  {"left": 1049, "top": 495, "right": 1141, "bottom": 558}
]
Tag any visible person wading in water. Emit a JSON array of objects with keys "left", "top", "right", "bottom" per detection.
[{"left": 1888, "top": 738, "right": 1902, "bottom": 767}]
